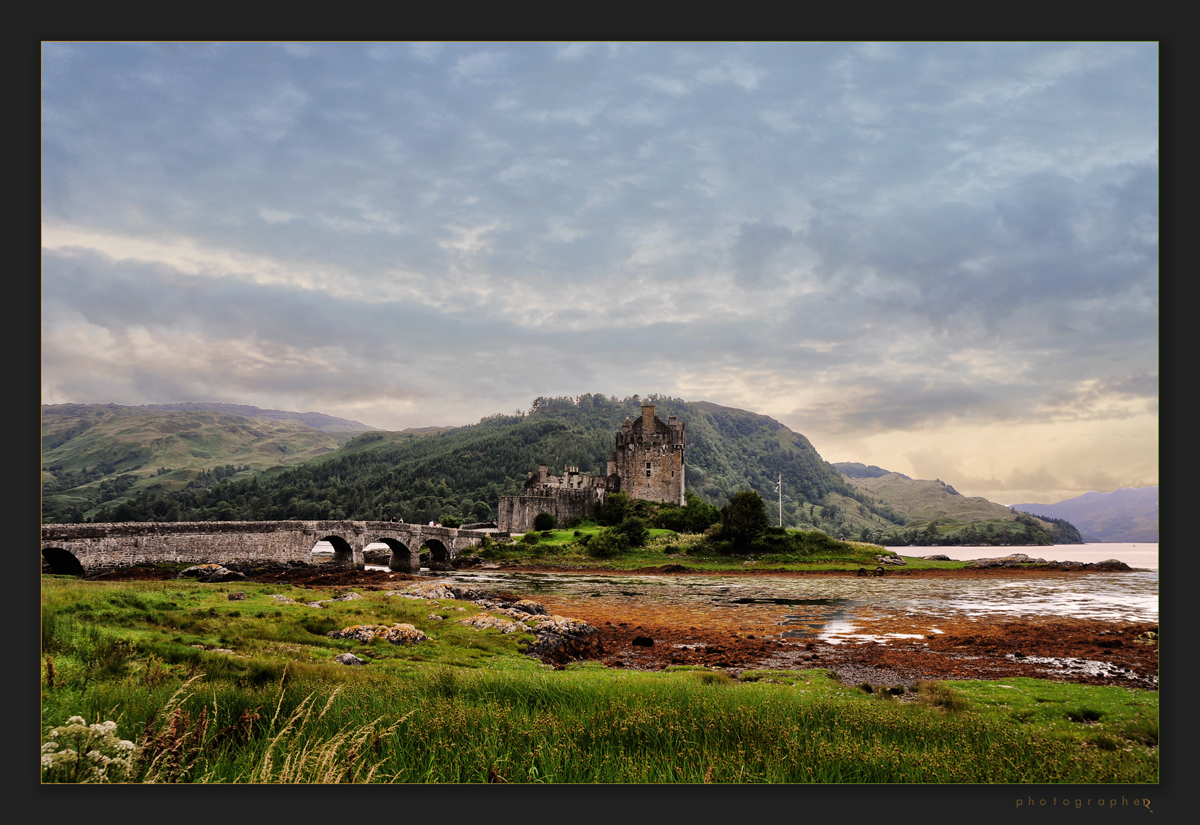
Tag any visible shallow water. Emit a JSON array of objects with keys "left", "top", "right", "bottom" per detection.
[{"left": 428, "top": 568, "right": 1159, "bottom": 626}]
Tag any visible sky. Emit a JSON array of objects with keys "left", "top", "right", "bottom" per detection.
[{"left": 40, "top": 42, "right": 1159, "bottom": 506}]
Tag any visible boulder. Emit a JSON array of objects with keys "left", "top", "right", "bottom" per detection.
[
  {"left": 334, "top": 653, "right": 367, "bottom": 666},
  {"left": 177, "top": 564, "right": 224, "bottom": 579},
  {"left": 227, "top": 591, "right": 246, "bottom": 601},
  {"left": 458, "top": 614, "right": 528, "bottom": 634},
  {"left": 201, "top": 566, "right": 247, "bottom": 583},
  {"left": 389, "top": 582, "right": 485, "bottom": 602},
  {"left": 519, "top": 614, "right": 600, "bottom": 663},
  {"left": 327, "top": 623, "right": 429, "bottom": 645}
]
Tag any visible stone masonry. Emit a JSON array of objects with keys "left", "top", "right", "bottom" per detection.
[
  {"left": 497, "top": 403, "right": 685, "bottom": 532},
  {"left": 40, "top": 520, "right": 495, "bottom": 576}
]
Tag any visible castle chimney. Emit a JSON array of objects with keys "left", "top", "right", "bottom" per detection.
[
  {"left": 642, "top": 403, "right": 655, "bottom": 431},
  {"left": 538, "top": 464, "right": 548, "bottom": 483}
]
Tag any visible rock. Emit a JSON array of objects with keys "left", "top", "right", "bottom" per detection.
[
  {"left": 508, "top": 599, "right": 548, "bottom": 616},
  {"left": 389, "top": 582, "right": 485, "bottom": 602},
  {"left": 922, "top": 554, "right": 951, "bottom": 561},
  {"left": 519, "top": 614, "right": 600, "bottom": 662},
  {"left": 332, "top": 591, "right": 363, "bottom": 602},
  {"left": 270, "top": 594, "right": 297, "bottom": 605},
  {"left": 327, "top": 623, "right": 429, "bottom": 645},
  {"left": 334, "top": 653, "right": 367, "bottom": 666},
  {"left": 876, "top": 555, "right": 906, "bottom": 565},
  {"left": 428, "top": 613, "right": 444, "bottom": 621},
  {"left": 458, "top": 614, "right": 527, "bottom": 634},
  {"left": 227, "top": 591, "right": 246, "bottom": 601},
  {"left": 177, "top": 564, "right": 224, "bottom": 579},
  {"left": 201, "top": 566, "right": 247, "bottom": 583},
  {"left": 451, "top": 555, "right": 483, "bottom": 569},
  {"left": 632, "top": 636, "right": 654, "bottom": 647}
]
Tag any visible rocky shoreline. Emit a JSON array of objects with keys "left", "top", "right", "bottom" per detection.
[{"left": 69, "top": 559, "right": 1156, "bottom": 689}]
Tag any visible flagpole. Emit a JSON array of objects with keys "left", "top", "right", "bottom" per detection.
[{"left": 776, "top": 472, "right": 782, "bottom": 527}]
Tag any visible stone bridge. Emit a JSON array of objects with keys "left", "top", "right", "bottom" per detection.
[{"left": 40, "top": 521, "right": 500, "bottom": 576}]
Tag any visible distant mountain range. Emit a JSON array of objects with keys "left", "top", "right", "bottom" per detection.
[{"left": 1012, "top": 487, "right": 1158, "bottom": 543}]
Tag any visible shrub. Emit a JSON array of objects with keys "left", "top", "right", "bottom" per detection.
[
  {"left": 521, "top": 532, "right": 540, "bottom": 545},
  {"left": 439, "top": 515, "right": 463, "bottom": 528},
  {"left": 586, "top": 529, "right": 627, "bottom": 557},
  {"left": 533, "top": 512, "right": 558, "bottom": 531},
  {"left": 615, "top": 516, "right": 649, "bottom": 548}
]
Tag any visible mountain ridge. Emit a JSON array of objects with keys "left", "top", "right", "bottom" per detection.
[{"left": 1012, "top": 487, "right": 1158, "bottom": 543}]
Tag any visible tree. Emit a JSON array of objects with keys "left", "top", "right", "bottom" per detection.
[
  {"left": 720, "top": 490, "right": 769, "bottom": 553},
  {"left": 602, "top": 492, "right": 634, "bottom": 525},
  {"left": 533, "top": 512, "right": 558, "bottom": 531},
  {"left": 615, "top": 516, "right": 649, "bottom": 547}
]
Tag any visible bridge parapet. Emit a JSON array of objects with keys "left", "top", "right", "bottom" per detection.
[{"left": 40, "top": 521, "right": 492, "bottom": 576}]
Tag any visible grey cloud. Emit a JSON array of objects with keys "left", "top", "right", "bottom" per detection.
[
  {"left": 731, "top": 221, "right": 794, "bottom": 289},
  {"left": 40, "top": 43, "right": 1157, "bottom": 498}
]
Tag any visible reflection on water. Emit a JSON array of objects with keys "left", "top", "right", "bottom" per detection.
[{"left": 426, "top": 568, "right": 1159, "bottom": 630}]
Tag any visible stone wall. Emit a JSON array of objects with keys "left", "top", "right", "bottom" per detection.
[
  {"left": 40, "top": 521, "right": 489, "bottom": 575},
  {"left": 496, "top": 490, "right": 602, "bottom": 533}
]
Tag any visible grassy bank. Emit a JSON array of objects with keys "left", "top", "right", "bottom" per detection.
[
  {"left": 40, "top": 575, "right": 1157, "bottom": 783},
  {"left": 472, "top": 521, "right": 966, "bottom": 573}
]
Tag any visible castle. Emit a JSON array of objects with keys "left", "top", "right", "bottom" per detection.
[{"left": 497, "top": 402, "right": 686, "bottom": 533}]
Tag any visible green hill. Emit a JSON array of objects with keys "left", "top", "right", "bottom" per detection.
[
  {"left": 41, "top": 395, "right": 1083, "bottom": 545},
  {"left": 63, "top": 395, "right": 881, "bottom": 531},
  {"left": 843, "top": 472, "right": 1082, "bottom": 546},
  {"left": 41, "top": 404, "right": 344, "bottom": 522}
]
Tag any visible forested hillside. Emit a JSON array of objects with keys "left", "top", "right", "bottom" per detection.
[
  {"left": 61, "top": 395, "right": 882, "bottom": 532},
  {"left": 43, "top": 394, "right": 1084, "bottom": 545}
]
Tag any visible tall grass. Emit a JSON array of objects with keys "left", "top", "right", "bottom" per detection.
[
  {"left": 42, "top": 666, "right": 1158, "bottom": 783},
  {"left": 40, "top": 577, "right": 1158, "bottom": 784}
]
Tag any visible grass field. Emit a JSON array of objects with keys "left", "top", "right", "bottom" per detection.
[{"left": 39, "top": 575, "right": 1158, "bottom": 783}]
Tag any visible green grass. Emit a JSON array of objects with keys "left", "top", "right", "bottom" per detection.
[
  {"left": 477, "top": 522, "right": 928, "bottom": 572},
  {"left": 40, "top": 577, "right": 1157, "bottom": 783}
]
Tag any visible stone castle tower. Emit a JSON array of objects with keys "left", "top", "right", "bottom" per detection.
[
  {"left": 608, "top": 402, "right": 686, "bottom": 506},
  {"left": 496, "top": 401, "right": 686, "bottom": 531}
]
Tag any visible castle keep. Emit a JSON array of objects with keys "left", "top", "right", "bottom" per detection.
[{"left": 497, "top": 403, "right": 686, "bottom": 533}]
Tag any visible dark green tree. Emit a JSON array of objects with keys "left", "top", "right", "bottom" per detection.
[
  {"left": 533, "top": 512, "right": 558, "bottom": 531},
  {"left": 720, "top": 490, "right": 770, "bottom": 553},
  {"left": 615, "top": 516, "right": 649, "bottom": 547}
]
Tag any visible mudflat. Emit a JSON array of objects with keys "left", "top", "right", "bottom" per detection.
[{"left": 80, "top": 562, "right": 1158, "bottom": 691}]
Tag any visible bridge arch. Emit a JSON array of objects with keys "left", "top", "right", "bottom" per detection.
[
  {"left": 369, "top": 537, "right": 418, "bottom": 573},
  {"left": 316, "top": 534, "right": 356, "bottom": 568},
  {"left": 422, "top": 538, "right": 452, "bottom": 570},
  {"left": 42, "top": 547, "right": 84, "bottom": 577}
]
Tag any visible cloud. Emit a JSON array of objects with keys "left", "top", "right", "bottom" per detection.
[{"left": 39, "top": 42, "right": 1158, "bottom": 501}]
